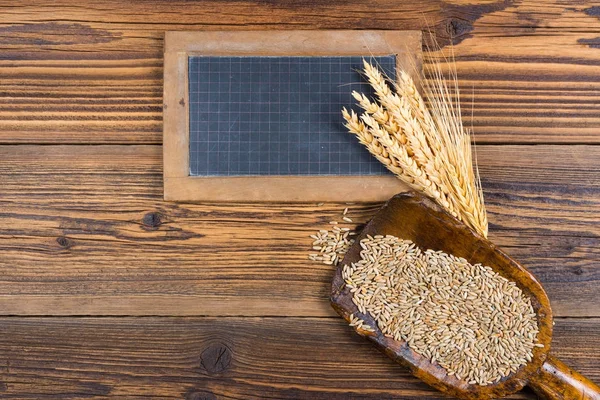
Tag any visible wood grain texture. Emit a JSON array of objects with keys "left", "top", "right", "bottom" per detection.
[
  {"left": 0, "top": 1, "right": 599, "bottom": 397},
  {"left": 0, "top": 317, "right": 597, "bottom": 399},
  {"left": 1, "top": 1, "right": 600, "bottom": 143},
  {"left": 0, "top": 144, "right": 598, "bottom": 317}
]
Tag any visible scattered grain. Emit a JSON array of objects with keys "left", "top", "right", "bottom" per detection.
[{"left": 308, "top": 222, "right": 355, "bottom": 267}]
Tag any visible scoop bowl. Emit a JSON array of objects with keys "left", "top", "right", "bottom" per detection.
[{"left": 331, "top": 191, "right": 599, "bottom": 399}]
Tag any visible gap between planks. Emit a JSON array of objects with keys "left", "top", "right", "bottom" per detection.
[{"left": 0, "top": 295, "right": 593, "bottom": 318}]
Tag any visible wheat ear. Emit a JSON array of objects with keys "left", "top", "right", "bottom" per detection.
[
  {"left": 344, "top": 60, "right": 488, "bottom": 237},
  {"left": 351, "top": 90, "right": 457, "bottom": 216},
  {"left": 341, "top": 108, "right": 400, "bottom": 172}
]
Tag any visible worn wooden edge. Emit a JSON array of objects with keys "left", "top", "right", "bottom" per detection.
[
  {"left": 164, "top": 175, "right": 408, "bottom": 202},
  {"left": 528, "top": 355, "right": 600, "bottom": 399},
  {"left": 331, "top": 192, "right": 554, "bottom": 399},
  {"left": 162, "top": 30, "right": 421, "bottom": 201},
  {"left": 163, "top": 50, "right": 189, "bottom": 179},
  {"left": 165, "top": 30, "right": 422, "bottom": 56}
]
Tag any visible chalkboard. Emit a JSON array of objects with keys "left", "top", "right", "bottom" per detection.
[
  {"left": 163, "top": 30, "right": 421, "bottom": 202},
  {"left": 188, "top": 55, "right": 396, "bottom": 177}
]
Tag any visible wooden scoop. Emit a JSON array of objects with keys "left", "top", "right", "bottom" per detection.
[{"left": 331, "top": 192, "right": 600, "bottom": 399}]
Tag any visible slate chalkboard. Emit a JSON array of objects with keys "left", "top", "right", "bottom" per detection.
[
  {"left": 188, "top": 55, "right": 396, "bottom": 177},
  {"left": 163, "top": 30, "right": 421, "bottom": 202}
]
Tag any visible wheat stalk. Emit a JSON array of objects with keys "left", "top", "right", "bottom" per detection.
[{"left": 343, "top": 59, "right": 488, "bottom": 237}]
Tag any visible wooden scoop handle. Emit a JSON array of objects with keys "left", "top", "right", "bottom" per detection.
[{"left": 528, "top": 355, "right": 600, "bottom": 399}]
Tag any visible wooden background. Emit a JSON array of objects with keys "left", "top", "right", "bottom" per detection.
[{"left": 0, "top": 1, "right": 599, "bottom": 398}]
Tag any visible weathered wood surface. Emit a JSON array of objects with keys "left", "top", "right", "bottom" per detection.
[
  {"left": 0, "top": 0, "right": 599, "bottom": 398},
  {"left": 1, "top": 1, "right": 600, "bottom": 144},
  {"left": 0, "top": 317, "right": 597, "bottom": 399},
  {"left": 1, "top": 145, "right": 598, "bottom": 318}
]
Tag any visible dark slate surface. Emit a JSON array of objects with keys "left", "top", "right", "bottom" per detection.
[{"left": 188, "top": 55, "right": 396, "bottom": 176}]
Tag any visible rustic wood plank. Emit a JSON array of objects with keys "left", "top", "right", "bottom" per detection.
[
  {"left": 0, "top": 58, "right": 163, "bottom": 144},
  {"left": 0, "top": 317, "right": 596, "bottom": 399},
  {"left": 1, "top": 1, "right": 600, "bottom": 143},
  {"left": 0, "top": 144, "right": 598, "bottom": 317}
]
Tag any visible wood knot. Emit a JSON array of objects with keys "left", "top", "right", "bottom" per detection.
[
  {"left": 142, "top": 212, "right": 161, "bottom": 229},
  {"left": 200, "top": 343, "right": 232, "bottom": 375},
  {"left": 584, "top": 6, "right": 600, "bottom": 17},
  {"left": 446, "top": 18, "right": 471, "bottom": 38},
  {"left": 186, "top": 391, "right": 216, "bottom": 400},
  {"left": 56, "top": 236, "right": 73, "bottom": 249},
  {"left": 574, "top": 267, "right": 584, "bottom": 275},
  {"left": 179, "top": 98, "right": 185, "bottom": 106}
]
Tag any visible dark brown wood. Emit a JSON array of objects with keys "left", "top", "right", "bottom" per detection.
[
  {"left": 0, "top": 316, "right": 597, "bottom": 399},
  {"left": 0, "top": 144, "right": 598, "bottom": 318},
  {"left": 332, "top": 192, "right": 597, "bottom": 399},
  {"left": 529, "top": 355, "right": 600, "bottom": 400},
  {"left": 2, "top": 1, "right": 600, "bottom": 144}
]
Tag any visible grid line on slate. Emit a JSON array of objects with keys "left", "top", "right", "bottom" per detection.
[{"left": 188, "top": 55, "right": 397, "bottom": 176}]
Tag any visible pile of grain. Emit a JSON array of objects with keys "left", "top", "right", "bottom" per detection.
[{"left": 342, "top": 234, "right": 541, "bottom": 386}]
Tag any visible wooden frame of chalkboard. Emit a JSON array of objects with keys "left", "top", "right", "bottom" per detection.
[{"left": 163, "top": 30, "right": 421, "bottom": 202}]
